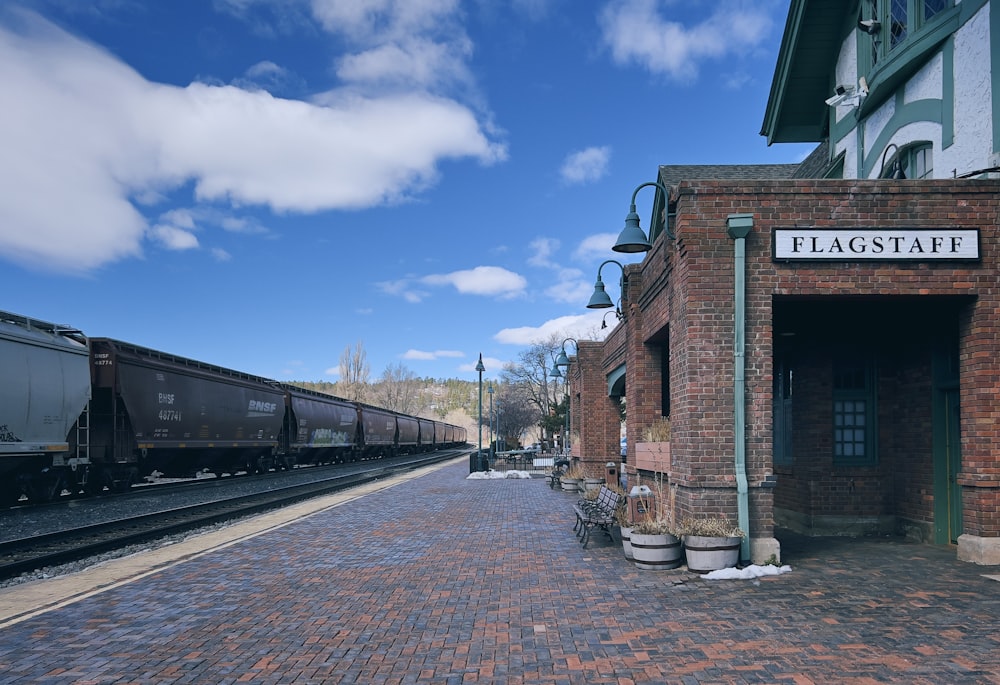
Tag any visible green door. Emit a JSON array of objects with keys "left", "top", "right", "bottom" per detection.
[
  {"left": 942, "top": 389, "right": 962, "bottom": 543},
  {"left": 932, "top": 344, "right": 962, "bottom": 545}
]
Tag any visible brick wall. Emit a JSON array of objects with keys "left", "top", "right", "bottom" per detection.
[{"left": 598, "top": 178, "right": 1000, "bottom": 541}]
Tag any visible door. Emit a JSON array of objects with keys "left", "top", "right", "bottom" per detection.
[{"left": 932, "top": 343, "right": 962, "bottom": 544}]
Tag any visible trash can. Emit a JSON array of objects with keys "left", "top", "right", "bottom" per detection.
[
  {"left": 469, "top": 449, "right": 490, "bottom": 473},
  {"left": 628, "top": 485, "right": 655, "bottom": 524}
]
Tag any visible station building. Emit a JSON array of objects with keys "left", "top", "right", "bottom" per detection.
[{"left": 567, "top": 0, "right": 1000, "bottom": 564}]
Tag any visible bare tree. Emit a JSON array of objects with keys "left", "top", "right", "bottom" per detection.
[
  {"left": 372, "top": 361, "right": 426, "bottom": 415},
  {"left": 499, "top": 335, "right": 564, "bottom": 444},
  {"left": 491, "top": 383, "right": 540, "bottom": 450},
  {"left": 336, "top": 340, "right": 370, "bottom": 403}
]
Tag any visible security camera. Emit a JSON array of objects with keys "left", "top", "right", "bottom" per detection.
[
  {"left": 825, "top": 85, "right": 856, "bottom": 107},
  {"left": 859, "top": 18, "right": 881, "bottom": 34}
]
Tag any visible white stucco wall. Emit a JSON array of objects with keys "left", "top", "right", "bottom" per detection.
[
  {"left": 947, "top": 3, "right": 993, "bottom": 175},
  {"left": 831, "top": 3, "right": 993, "bottom": 179}
]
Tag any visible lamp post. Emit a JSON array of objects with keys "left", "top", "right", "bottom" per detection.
[
  {"left": 495, "top": 399, "right": 502, "bottom": 453},
  {"left": 487, "top": 382, "right": 494, "bottom": 458},
  {"left": 553, "top": 338, "right": 578, "bottom": 454},
  {"left": 476, "top": 353, "right": 485, "bottom": 470}
]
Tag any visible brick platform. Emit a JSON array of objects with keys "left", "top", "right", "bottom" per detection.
[{"left": 0, "top": 459, "right": 998, "bottom": 684}]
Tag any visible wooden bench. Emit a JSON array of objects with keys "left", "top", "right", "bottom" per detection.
[{"left": 572, "top": 485, "right": 622, "bottom": 548}]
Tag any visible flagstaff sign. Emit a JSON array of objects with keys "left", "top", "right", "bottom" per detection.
[{"left": 773, "top": 228, "right": 980, "bottom": 261}]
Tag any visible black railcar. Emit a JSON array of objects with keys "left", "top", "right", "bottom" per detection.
[
  {"left": 88, "top": 338, "right": 285, "bottom": 487},
  {"left": 3, "top": 315, "right": 470, "bottom": 504}
]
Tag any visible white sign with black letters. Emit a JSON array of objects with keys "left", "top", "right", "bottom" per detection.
[{"left": 773, "top": 229, "right": 980, "bottom": 261}]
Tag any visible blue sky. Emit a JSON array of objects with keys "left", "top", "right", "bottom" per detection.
[{"left": 0, "top": 0, "right": 811, "bottom": 383}]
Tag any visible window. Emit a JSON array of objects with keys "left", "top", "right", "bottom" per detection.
[
  {"left": 879, "top": 142, "right": 933, "bottom": 179},
  {"left": 832, "top": 357, "right": 877, "bottom": 466},
  {"left": 773, "top": 355, "right": 793, "bottom": 466},
  {"left": 865, "top": 0, "right": 951, "bottom": 66}
]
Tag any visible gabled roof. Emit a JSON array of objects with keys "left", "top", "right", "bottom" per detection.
[{"left": 760, "top": 0, "right": 851, "bottom": 145}]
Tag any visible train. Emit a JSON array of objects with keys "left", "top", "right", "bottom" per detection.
[{"left": 0, "top": 309, "right": 468, "bottom": 505}]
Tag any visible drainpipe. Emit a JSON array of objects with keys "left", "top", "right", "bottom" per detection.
[{"left": 726, "top": 213, "right": 753, "bottom": 562}]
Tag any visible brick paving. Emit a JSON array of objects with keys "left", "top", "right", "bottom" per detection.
[{"left": 1, "top": 459, "right": 998, "bottom": 684}]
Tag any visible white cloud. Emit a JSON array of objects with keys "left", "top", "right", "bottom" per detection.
[
  {"left": 231, "top": 60, "right": 306, "bottom": 95},
  {"left": 544, "top": 272, "right": 591, "bottom": 306},
  {"left": 402, "top": 349, "right": 464, "bottom": 360},
  {"left": 149, "top": 224, "right": 200, "bottom": 251},
  {"left": 336, "top": 37, "right": 473, "bottom": 91},
  {"left": 573, "top": 233, "right": 617, "bottom": 261},
  {"left": 599, "top": 0, "right": 775, "bottom": 82},
  {"left": 377, "top": 278, "right": 429, "bottom": 303},
  {"left": 211, "top": 248, "right": 233, "bottom": 262},
  {"left": 527, "top": 237, "right": 560, "bottom": 267},
  {"left": 421, "top": 266, "right": 527, "bottom": 298},
  {"left": 494, "top": 312, "right": 609, "bottom": 345},
  {"left": 559, "top": 146, "right": 611, "bottom": 185},
  {"left": 0, "top": 11, "right": 505, "bottom": 273}
]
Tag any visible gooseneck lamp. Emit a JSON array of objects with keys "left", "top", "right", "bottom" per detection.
[
  {"left": 613, "top": 180, "right": 669, "bottom": 252},
  {"left": 587, "top": 260, "right": 625, "bottom": 309}
]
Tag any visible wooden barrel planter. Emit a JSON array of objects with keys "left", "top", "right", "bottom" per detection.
[
  {"left": 683, "top": 535, "right": 741, "bottom": 573},
  {"left": 583, "top": 477, "right": 603, "bottom": 492},
  {"left": 630, "top": 532, "right": 682, "bottom": 570},
  {"left": 620, "top": 526, "right": 634, "bottom": 560},
  {"left": 560, "top": 477, "right": 583, "bottom": 493}
]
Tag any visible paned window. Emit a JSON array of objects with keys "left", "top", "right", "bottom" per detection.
[
  {"left": 773, "top": 356, "right": 794, "bottom": 466},
  {"left": 890, "top": 0, "right": 908, "bottom": 49},
  {"left": 833, "top": 358, "right": 877, "bottom": 466},
  {"left": 866, "top": 0, "right": 951, "bottom": 65}
]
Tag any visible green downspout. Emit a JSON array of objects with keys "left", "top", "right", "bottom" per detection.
[{"left": 727, "top": 214, "right": 753, "bottom": 562}]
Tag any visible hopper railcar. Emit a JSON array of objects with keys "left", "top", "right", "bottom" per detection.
[
  {"left": 0, "top": 311, "right": 92, "bottom": 503},
  {"left": 1, "top": 311, "right": 469, "bottom": 505}
]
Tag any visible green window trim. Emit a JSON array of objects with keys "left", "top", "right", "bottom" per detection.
[
  {"left": 832, "top": 357, "right": 878, "bottom": 467},
  {"left": 856, "top": 2, "right": 960, "bottom": 118}
]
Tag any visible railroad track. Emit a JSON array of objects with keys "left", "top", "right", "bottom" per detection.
[{"left": 0, "top": 451, "right": 463, "bottom": 582}]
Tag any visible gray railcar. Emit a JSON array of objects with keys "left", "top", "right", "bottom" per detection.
[{"left": 0, "top": 311, "right": 91, "bottom": 502}]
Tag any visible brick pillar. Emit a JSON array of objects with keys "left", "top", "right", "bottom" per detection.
[
  {"left": 957, "top": 297, "right": 1000, "bottom": 564},
  {"left": 572, "top": 341, "right": 619, "bottom": 479}
]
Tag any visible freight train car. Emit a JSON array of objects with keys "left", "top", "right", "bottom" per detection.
[
  {"left": 0, "top": 311, "right": 92, "bottom": 502},
  {"left": 2, "top": 310, "right": 470, "bottom": 504},
  {"left": 278, "top": 384, "right": 359, "bottom": 467},
  {"left": 87, "top": 338, "right": 286, "bottom": 488}
]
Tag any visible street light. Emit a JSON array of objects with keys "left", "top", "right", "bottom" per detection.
[
  {"left": 475, "top": 353, "right": 485, "bottom": 470},
  {"left": 495, "top": 399, "right": 502, "bottom": 453},
  {"left": 613, "top": 180, "right": 671, "bottom": 252},
  {"left": 587, "top": 260, "right": 625, "bottom": 309},
  {"left": 554, "top": 337, "right": 578, "bottom": 369},
  {"left": 553, "top": 338, "right": 578, "bottom": 454},
  {"left": 487, "top": 382, "right": 494, "bottom": 458}
]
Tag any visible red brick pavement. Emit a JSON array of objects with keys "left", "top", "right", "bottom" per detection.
[{"left": 1, "top": 459, "right": 998, "bottom": 684}]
